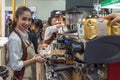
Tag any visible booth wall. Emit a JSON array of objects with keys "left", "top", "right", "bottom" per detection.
[{"left": 5, "top": 0, "right": 65, "bottom": 20}]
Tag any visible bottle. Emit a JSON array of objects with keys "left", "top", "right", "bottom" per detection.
[
  {"left": 84, "top": 18, "right": 110, "bottom": 40},
  {"left": 111, "top": 22, "right": 120, "bottom": 35}
]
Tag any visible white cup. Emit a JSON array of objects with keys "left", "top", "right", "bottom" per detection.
[
  {"left": 45, "top": 45, "right": 53, "bottom": 54},
  {"left": 38, "top": 50, "right": 46, "bottom": 55}
]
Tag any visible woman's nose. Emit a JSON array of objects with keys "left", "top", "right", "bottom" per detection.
[
  {"left": 25, "top": 20, "right": 31, "bottom": 25},
  {"left": 25, "top": 20, "right": 29, "bottom": 25}
]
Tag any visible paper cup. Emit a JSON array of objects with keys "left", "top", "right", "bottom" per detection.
[{"left": 38, "top": 50, "right": 46, "bottom": 55}]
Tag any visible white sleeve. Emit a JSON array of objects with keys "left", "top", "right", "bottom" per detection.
[
  {"left": 63, "top": 26, "right": 68, "bottom": 32},
  {"left": 58, "top": 26, "right": 68, "bottom": 34},
  {"left": 8, "top": 38, "right": 23, "bottom": 71},
  {"left": 49, "top": 25, "right": 59, "bottom": 32},
  {"left": 44, "top": 25, "right": 59, "bottom": 40}
]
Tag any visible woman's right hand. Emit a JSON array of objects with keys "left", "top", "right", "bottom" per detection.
[
  {"left": 56, "top": 23, "right": 65, "bottom": 28},
  {"left": 104, "top": 13, "right": 120, "bottom": 26}
]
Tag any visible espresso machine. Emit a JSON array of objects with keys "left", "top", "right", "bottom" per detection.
[
  {"left": 54, "top": 16, "right": 120, "bottom": 80},
  {"left": 44, "top": 10, "right": 120, "bottom": 79}
]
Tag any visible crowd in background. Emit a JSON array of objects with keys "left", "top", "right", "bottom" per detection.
[{"left": 5, "top": 9, "right": 68, "bottom": 55}]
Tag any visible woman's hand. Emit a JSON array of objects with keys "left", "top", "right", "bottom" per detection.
[
  {"left": 33, "top": 54, "right": 46, "bottom": 63},
  {"left": 104, "top": 13, "right": 120, "bottom": 26},
  {"left": 56, "top": 23, "right": 65, "bottom": 28}
]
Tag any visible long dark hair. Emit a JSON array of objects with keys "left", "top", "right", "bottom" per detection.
[
  {"left": 9, "top": 6, "right": 32, "bottom": 34},
  {"left": 33, "top": 19, "right": 43, "bottom": 30},
  {"left": 47, "top": 16, "right": 56, "bottom": 26}
]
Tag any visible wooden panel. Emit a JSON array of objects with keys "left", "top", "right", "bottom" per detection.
[
  {"left": 0, "top": 46, "right": 6, "bottom": 65},
  {"left": 0, "top": 49, "right": 2, "bottom": 65},
  {"left": 0, "top": 0, "right": 2, "bottom": 36},
  {"left": 36, "top": 63, "right": 45, "bottom": 80},
  {"left": 0, "top": 37, "right": 8, "bottom": 65}
]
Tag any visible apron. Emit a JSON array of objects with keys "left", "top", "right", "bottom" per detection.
[
  {"left": 23, "top": 40, "right": 36, "bottom": 80},
  {"left": 12, "top": 30, "right": 36, "bottom": 80}
]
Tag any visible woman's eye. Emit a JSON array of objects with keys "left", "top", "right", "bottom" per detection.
[
  {"left": 22, "top": 17, "right": 32, "bottom": 22},
  {"left": 28, "top": 18, "right": 32, "bottom": 21},
  {"left": 22, "top": 17, "right": 27, "bottom": 21}
]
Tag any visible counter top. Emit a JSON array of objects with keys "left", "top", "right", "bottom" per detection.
[{"left": 0, "top": 37, "right": 8, "bottom": 47}]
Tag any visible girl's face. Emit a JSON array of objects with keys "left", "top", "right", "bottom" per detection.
[
  {"left": 16, "top": 11, "right": 32, "bottom": 32},
  {"left": 58, "top": 16, "right": 63, "bottom": 23},
  {"left": 32, "top": 25, "right": 39, "bottom": 32},
  {"left": 51, "top": 18, "right": 57, "bottom": 26}
]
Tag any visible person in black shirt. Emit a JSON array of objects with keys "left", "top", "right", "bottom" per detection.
[{"left": 28, "top": 19, "right": 43, "bottom": 54}]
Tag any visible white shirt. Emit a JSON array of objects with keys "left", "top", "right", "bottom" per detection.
[
  {"left": 8, "top": 28, "right": 29, "bottom": 71},
  {"left": 44, "top": 25, "right": 68, "bottom": 40},
  {"left": 44, "top": 25, "right": 59, "bottom": 40},
  {"left": 58, "top": 26, "right": 68, "bottom": 34}
]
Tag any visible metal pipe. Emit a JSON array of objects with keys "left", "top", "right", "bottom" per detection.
[
  {"left": 24, "top": 0, "right": 26, "bottom": 6},
  {"left": 12, "top": 0, "right": 16, "bottom": 20}
]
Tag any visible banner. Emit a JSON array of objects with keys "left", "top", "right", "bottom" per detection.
[{"left": 100, "top": 0, "right": 120, "bottom": 8}]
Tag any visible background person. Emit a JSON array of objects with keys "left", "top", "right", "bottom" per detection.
[{"left": 28, "top": 19, "right": 43, "bottom": 54}]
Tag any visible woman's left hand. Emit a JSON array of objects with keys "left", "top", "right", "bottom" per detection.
[{"left": 34, "top": 54, "right": 44, "bottom": 58}]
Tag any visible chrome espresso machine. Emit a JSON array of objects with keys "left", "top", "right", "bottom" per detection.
[{"left": 44, "top": 13, "right": 120, "bottom": 80}]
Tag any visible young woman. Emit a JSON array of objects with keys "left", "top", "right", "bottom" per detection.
[
  {"left": 7, "top": 6, "right": 46, "bottom": 80},
  {"left": 29, "top": 19, "right": 43, "bottom": 54},
  {"left": 43, "top": 16, "right": 68, "bottom": 45},
  {"left": 44, "top": 16, "right": 64, "bottom": 45}
]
